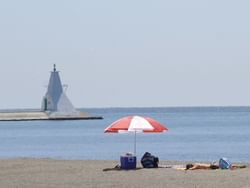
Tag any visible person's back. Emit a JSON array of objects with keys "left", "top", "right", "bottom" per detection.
[{"left": 186, "top": 163, "right": 219, "bottom": 170}]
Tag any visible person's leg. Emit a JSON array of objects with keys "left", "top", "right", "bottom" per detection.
[{"left": 231, "top": 164, "right": 246, "bottom": 169}]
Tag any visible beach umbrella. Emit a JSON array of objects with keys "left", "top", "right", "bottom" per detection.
[{"left": 104, "top": 116, "right": 168, "bottom": 156}]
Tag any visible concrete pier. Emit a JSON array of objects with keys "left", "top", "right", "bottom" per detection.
[{"left": 0, "top": 111, "right": 103, "bottom": 121}]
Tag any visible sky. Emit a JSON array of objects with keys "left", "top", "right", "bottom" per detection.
[{"left": 0, "top": 0, "right": 250, "bottom": 108}]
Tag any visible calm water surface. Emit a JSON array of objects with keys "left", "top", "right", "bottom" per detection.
[{"left": 0, "top": 107, "right": 249, "bottom": 162}]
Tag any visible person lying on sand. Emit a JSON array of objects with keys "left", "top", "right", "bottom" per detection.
[{"left": 185, "top": 163, "right": 246, "bottom": 170}]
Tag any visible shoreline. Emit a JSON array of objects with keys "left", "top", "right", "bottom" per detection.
[{"left": 0, "top": 158, "right": 249, "bottom": 188}]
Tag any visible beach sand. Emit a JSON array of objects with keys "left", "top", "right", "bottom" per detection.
[{"left": 0, "top": 159, "right": 249, "bottom": 188}]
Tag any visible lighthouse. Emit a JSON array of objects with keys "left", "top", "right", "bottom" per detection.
[
  {"left": 42, "top": 64, "right": 79, "bottom": 117},
  {"left": 0, "top": 65, "right": 102, "bottom": 121}
]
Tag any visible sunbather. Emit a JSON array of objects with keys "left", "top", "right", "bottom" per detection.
[{"left": 185, "top": 163, "right": 246, "bottom": 170}]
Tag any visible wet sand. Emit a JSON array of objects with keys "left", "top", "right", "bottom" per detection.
[{"left": 0, "top": 159, "right": 249, "bottom": 188}]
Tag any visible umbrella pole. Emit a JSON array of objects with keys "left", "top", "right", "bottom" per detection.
[{"left": 134, "top": 131, "right": 136, "bottom": 156}]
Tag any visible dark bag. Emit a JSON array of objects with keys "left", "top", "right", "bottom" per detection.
[{"left": 141, "top": 152, "right": 159, "bottom": 168}]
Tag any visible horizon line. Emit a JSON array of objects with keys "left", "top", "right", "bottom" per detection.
[{"left": 1, "top": 105, "right": 250, "bottom": 111}]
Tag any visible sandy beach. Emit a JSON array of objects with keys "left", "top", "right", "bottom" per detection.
[{"left": 0, "top": 159, "right": 249, "bottom": 188}]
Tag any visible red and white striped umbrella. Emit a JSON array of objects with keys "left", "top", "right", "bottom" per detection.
[
  {"left": 105, "top": 116, "right": 168, "bottom": 133},
  {"left": 104, "top": 116, "right": 168, "bottom": 155}
]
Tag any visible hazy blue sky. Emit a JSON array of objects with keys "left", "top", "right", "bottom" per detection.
[{"left": 0, "top": 0, "right": 250, "bottom": 108}]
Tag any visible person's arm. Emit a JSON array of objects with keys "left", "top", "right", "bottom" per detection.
[{"left": 189, "top": 164, "right": 199, "bottom": 170}]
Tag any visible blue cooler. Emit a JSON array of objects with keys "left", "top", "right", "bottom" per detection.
[{"left": 120, "top": 155, "right": 137, "bottom": 169}]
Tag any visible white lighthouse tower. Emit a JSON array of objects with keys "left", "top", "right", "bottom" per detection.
[{"left": 42, "top": 64, "right": 79, "bottom": 117}]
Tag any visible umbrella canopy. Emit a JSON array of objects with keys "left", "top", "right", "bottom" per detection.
[
  {"left": 105, "top": 116, "right": 168, "bottom": 133},
  {"left": 104, "top": 116, "right": 168, "bottom": 155}
]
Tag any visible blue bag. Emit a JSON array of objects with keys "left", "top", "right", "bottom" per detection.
[{"left": 219, "top": 158, "right": 232, "bottom": 169}]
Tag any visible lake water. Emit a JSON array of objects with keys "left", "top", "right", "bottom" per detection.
[{"left": 0, "top": 107, "right": 250, "bottom": 162}]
